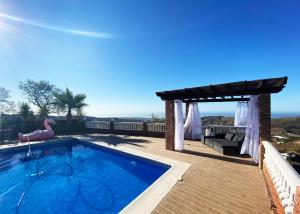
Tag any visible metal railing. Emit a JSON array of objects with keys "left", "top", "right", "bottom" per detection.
[{"left": 263, "top": 141, "right": 300, "bottom": 214}]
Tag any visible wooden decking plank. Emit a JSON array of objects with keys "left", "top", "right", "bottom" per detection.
[
  {"left": 184, "top": 177, "right": 268, "bottom": 202},
  {"left": 167, "top": 191, "right": 224, "bottom": 214},
  {"left": 177, "top": 185, "right": 268, "bottom": 213}
]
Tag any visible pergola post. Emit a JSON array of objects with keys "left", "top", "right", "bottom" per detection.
[
  {"left": 165, "top": 100, "right": 175, "bottom": 151},
  {"left": 259, "top": 93, "right": 271, "bottom": 169}
]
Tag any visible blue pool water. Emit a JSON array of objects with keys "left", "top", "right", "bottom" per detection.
[{"left": 0, "top": 140, "right": 170, "bottom": 214}]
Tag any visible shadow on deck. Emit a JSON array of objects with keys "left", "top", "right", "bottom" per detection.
[
  {"left": 182, "top": 149, "right": 257, "bottom": 166},
  {"left": 79, "top": 134, "right": 152, "bottom": 147},
  {"left": 80, "top": 134, "right": 256, "bottom": 166}
]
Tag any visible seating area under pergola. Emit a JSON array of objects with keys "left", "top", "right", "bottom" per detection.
[{"left": 156, "top": 76, "right": 288, "bottom": 168}]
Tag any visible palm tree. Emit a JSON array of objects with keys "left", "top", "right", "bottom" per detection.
[
  {"left": 38, "top": 106, "right": 49, "bottom": 119},
  {"left": 18, "top": 102, "right": 34, "bottom": 133},
  {"left": 54, "top": 88, "right": 87, "bottom": 124},
  {"left": 19, "top": 102, "right": 34, "bottom": 121}
]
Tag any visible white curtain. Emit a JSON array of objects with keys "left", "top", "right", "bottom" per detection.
[
  {"left": 234, "top": 102, "right": 249, "bottom": 126},
  {"left": 240, "top": 95, "right": 260, "bottom": 163},
  {"left": 184, "top": 103, "right": 202, "bottom": 139},
  {"left": 175, "top": 100, "right": 184, "bottom": 151}
]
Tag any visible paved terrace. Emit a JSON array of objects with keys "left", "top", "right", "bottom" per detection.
[{"left": 76, "top": 134, "right": 271, "bottom": 214}]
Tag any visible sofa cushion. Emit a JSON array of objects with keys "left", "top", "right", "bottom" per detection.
[
  {"left": 212, "top": 139, "right": 237, "bottom": 147},
  {"left": 205, "top": 138, "right": 238, "bottom": 155},
  {"left": 232, "top": 134, "right": 245, "bottom": 144},
  {"left": 204, "top": 128, "right": 214, "bottom": 137},
  {"left": 224, "top": 132, "right": 234, "bottom": 141}
]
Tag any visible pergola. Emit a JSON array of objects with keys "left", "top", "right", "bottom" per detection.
[{"left": 156, "top": 76, "right": 288, "bottom": 167}]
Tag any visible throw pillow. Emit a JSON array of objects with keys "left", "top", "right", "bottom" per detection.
[{"left": 225, "top": 132, "right": 234, "bottom": 141}]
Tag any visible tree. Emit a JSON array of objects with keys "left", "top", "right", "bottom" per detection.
[
  {"left": 3, "top": 101, "right": 17, "bottom": 114},
  {"left": 19, "top": 79, "right": 59, "bottom": 118},
  {"left": 0, "top": 87, "right": 16, "bottom": 114},
  {"left": 151, "top": 113, "right": 165, "bottom": 123},
  {"left": 54, "top": 88, "right": 87, "bottom": 123},
  {"left": 19, "top": 102, "right": 34, "bottom": 121},
  {"left": 0, "top": 87, "right": 9, "bottom": 103}
]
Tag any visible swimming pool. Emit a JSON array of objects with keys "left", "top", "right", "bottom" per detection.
[{"left": 0, "top": 140, "right": 170, "bottom": 214}]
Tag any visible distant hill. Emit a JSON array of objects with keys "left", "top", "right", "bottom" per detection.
[
  {"left": 271, "top": 117, "right": 300, "bottom": 135},
  {"left": 201, "top": 116, "right": 234, "bottom": 126},
  {"left": 201, "top": 116, "right": 300, "bottom": 136},
  {"left": 84, "top": 116, "right": 152, "bottom": 122}
]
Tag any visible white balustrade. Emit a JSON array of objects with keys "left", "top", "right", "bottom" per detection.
[
  {"left": 86, "top": 121, "right": 166, "bottom": 133},
  {"left": 86, "top": 121, "right": 110, "bottom": 129},
  {"left": 114, "top": 122, "right": 143, "bottom": 131},
  {"left": 263, "top": 141, "right": 300, "bottom": 214},
  {"left": 147, "top": 123, "right": 166, "bottom": 133}
]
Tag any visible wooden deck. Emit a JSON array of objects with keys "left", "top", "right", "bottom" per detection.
[{"left": 78, "top": 134, "right": 271, "bottom": 214}]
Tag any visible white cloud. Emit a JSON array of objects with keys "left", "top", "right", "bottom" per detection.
[{"left": 0, "top": 12, "right": 115, "bottom": 39}]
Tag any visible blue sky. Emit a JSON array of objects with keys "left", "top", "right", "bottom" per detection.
[{"left": 0, "top": 0, "right": 299, "bottom": 117}]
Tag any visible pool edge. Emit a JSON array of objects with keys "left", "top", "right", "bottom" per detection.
[{"left": 0, "top": 137, "right": 191, "bottom": 214}]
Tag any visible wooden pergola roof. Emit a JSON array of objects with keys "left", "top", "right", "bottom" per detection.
[{"left": 156, "top": 76, "right": 287, "bottom": 103}]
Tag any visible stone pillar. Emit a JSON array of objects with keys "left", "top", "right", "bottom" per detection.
[
  {"left": 143, "top": 122, "right": 148, "bottom": 133},
  {"left": 259, "top": 93, "right": 271, "bottom": 169},
  {"left": 165, "top": 100, "right": 175, "bottom": 151},
  {"left": 110, "top": 119, "right": 114, "bottom": 132}
]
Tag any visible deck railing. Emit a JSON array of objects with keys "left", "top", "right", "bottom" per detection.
[
  {"left": 86, "top": 121, "right": 110, "bottom": 129},
  {"left": 85, "top": 121, "right": 166, "bottom": 137},
  {"left": 147, "top": 123, "right": 166, "bottom": 133},
  {"left": 86, "top": 122, "right": 250, "bottom": 138},
  {"left": 263, "top": 141, "right": 300, "bottom": 214},
  {"left": 114, "top": 122, "right": 143, "bottom": 131}
]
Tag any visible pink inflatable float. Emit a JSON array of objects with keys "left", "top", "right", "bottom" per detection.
[{"left": 18, "top": 119, "right": 56, "bottom": 142}]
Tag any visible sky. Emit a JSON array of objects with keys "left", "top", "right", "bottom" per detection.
[{"left": 0, "top": 0, "right": 299, "bottom": 117}]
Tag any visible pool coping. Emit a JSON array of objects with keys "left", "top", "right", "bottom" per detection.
[{"left": 0, "top": 137, "right": 191, "bottom": 214}]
